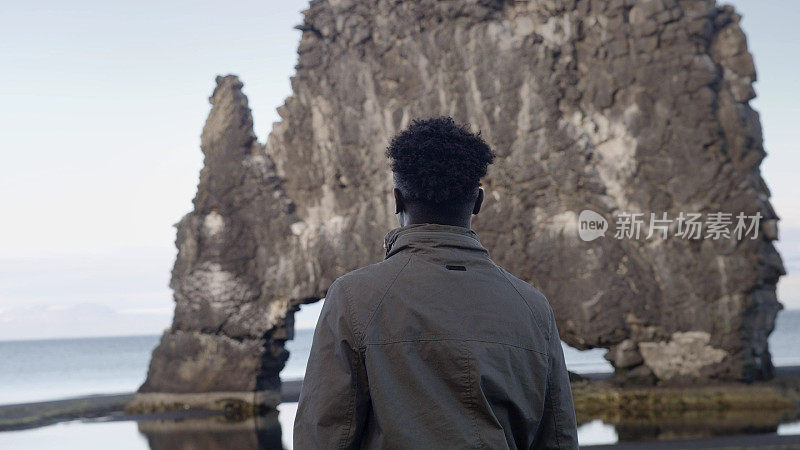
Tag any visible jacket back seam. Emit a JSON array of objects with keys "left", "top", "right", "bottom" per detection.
[
  {"left": 549, "top": 353, "right": 562, "bottom": 449},
  {"left": 361, "top": 337, "right": 548, "bottom": 357},
  {"left": 462, "top": 343, "right": 483, "bottom": 449},
  {"left": 340, "top": 281, "right": 366, "bottom": 347},
  {"left": 326, "top": 281, "right": 361, "bottom": 448},
  {"left": 335, "top": 350, "right": 358, "bottom": 450}
]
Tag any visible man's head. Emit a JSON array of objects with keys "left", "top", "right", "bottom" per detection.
[{"left": 386, "top": 116, "right": 496, "bottom": 228}]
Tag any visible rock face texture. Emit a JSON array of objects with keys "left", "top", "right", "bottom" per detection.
[{"left": 137, "top": 0, "right": 784, "bottom": 406}]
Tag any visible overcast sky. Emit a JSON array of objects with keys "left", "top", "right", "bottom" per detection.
[{"left": 0, "top": 0, "right": 797, "bottom": 340}]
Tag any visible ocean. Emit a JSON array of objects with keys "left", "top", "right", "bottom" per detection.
[{"left": 1, "top": 309, "right": 799, "bottom": 448}]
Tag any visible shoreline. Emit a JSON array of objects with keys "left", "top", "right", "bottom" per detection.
[
  {"left": 3, "top": 370, "right": 800, "bottom": 447},
  {"left": 0, "top": 380, "right": 304, "bottom": 432}
]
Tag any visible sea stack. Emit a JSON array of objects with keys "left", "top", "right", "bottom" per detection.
[
  {"left": 136, "top": 0, "right": 783, "bottom": 410},
  {"left": 131, "top": 76, "right": 309, "bottom": 411}
]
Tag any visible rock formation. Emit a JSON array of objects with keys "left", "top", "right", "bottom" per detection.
[
  {"left": 132, "top": 76, "right": 308, "bottom": 410},
  {"left": 135, "top": 0, "right": 784, "bottom": 409}
]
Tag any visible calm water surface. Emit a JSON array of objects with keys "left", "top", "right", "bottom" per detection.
[
  {"left": 0, "top": 403, "right": 622, "bottom": 449},
  {"left": 1, "top": 309, "right": 799, "bottom": 448}
]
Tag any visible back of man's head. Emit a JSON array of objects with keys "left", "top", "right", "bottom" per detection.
[{"left": 386, "top": 116, "right": 496, "bottom": 224}]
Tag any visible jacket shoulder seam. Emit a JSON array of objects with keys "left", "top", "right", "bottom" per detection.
[
  {"left": 362, "top": 253, "right": 413, "bottom": 334},
  {"left": 490, "top": 263, "right": 551, "bottom": 345}
]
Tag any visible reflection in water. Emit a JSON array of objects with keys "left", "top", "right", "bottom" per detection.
[
  {"left": 137, "top": 411, "right": 283, "bottom": 450},
  {"left": 579, "top": 408, "right": 800, "bottom": 443},
  {"left": 277, "top": 403, "right": 298, "bottom": 449},
  {"left": 129, "top": 403, "right": 800, "bottom": 449},
  {"left": 577, "top": 420, "right": 618, "bottom": 445},
  {"left": 614, "top": 417, "right": 777, "bottom": 442},
  {"left": 1, "top": 412, "right": 799, "bottom": 448},
  {"left": 779, "top": 421, "right": 800, "bottom": 436},
  {"left": 134, "top": 410, "right": 618, "bottom": 449}
]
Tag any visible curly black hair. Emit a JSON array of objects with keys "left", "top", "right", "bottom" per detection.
[{"left": 386, "top": 116, "right": 496, "bottom": 204}]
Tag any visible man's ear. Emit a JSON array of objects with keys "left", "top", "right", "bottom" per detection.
[
  {"left": 472, "top": 188, "right": 484, "bottom": 215},
  {"left": 393, "top": 188, "right": 405, "bottom": 215}
]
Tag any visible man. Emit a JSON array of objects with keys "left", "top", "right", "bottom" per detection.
[{"left": 294, "top": 117, "right": 578, "bottom": 449}]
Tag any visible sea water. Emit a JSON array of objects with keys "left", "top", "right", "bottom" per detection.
[{"left": 2, "top": 309, "right": 800, "bottom": 405}]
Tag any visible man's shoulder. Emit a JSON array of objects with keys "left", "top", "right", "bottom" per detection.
[
  {"left": 493, "top": 264, "right": 557, "bottom": 329},
  {"left": 496, "top": 266, "right": 548, "bottom": 300},
  {"left": 324, "top": 255, "right": 412, "bottom": 338},
  {"left": 328, "top": 254, "right": 413, "bottom": 305}
]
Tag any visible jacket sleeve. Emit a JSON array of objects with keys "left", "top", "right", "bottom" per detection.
[
  {"left": 534, "top": 307, "right": 579, "bottom": 450},
  {"left": 293, "top": 279, "right": 370, "bottom": 449}
]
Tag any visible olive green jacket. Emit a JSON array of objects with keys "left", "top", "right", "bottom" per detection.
[{"left": 294, "top": 223, "right": 578, "bottom": 449}]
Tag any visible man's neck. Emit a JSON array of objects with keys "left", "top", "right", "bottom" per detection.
[{"left": 403, "top": 216, "right": 472, "bottom": 229}]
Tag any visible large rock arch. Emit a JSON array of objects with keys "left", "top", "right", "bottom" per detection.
[{"left": 133, "top": 0, "right": 783, "bottom": 411}]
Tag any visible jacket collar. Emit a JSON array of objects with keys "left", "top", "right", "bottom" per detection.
[{"left": 382, "top": 223, "right": 487, "bottom": 259}]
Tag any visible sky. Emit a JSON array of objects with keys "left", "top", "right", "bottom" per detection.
[{"left": 0, "top": 0, "right": 797, "bottom": 340}]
